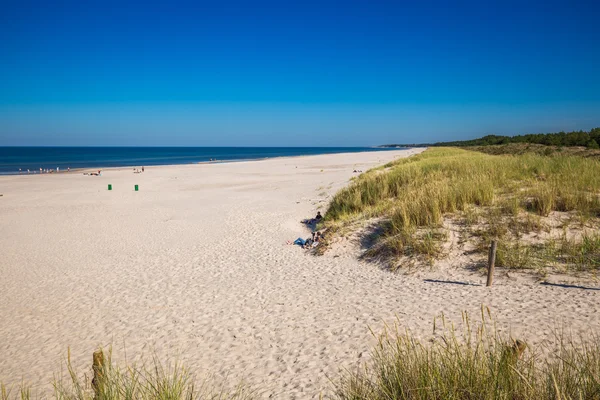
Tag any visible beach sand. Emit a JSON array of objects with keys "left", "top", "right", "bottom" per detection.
[{"left": 1, "top": 149, "right": 599, "bottom": 398}]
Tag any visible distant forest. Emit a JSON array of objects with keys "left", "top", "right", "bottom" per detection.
[{"left": 384, "top": 127, "right": 600, "bottom": 149}]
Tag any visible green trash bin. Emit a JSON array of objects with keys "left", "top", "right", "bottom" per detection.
[
  {"left": 108, "top": 184, "right": 112, "bottom": 191},
  {"left": 135, "top": 184, "right": 139, "bottom": 191}
]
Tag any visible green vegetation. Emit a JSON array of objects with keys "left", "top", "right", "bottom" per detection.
[
  {"left": 383, "top": 127, "right": 600, "bottom": 149},
  {"left": 334, "top": 310, "right": 600, "bottom": 400},
  {"left": 1, "top": 350, "right": 255, "bottom": 400},
  {"left": 467, "top": 143, "right": 600, "bottom": 158},
  {"left": 495, "top": 233, "right": 600, "bottom": 272},
  {"left": 433, "top": 127, "right": 600, "bottom": 148},
  {"left": 322, "top": 148, "right": 600, "bottom": 271},
  {"left": 4, "top": 313, "right": 600, "bottom": 399}
]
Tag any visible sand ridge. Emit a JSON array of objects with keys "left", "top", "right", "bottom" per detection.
[{"left": 1, "top": 148, "right": 599, "bottom": 398}]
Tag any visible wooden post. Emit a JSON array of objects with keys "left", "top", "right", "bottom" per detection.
[
  {"left": 486, "top": 240, "right": 498, "bottom": 287},
  {"left": 92, "top": 350, "right": 104, "bottom": 399}
]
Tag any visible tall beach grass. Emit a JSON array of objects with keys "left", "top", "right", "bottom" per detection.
[
  {"left": 334, "top": 309, "right": 600, "bottom": 400},
  {"left": 323, "top": 148, "right": 600, "bottom": 270},
  {"left": 1, "top": 349, "right": 255, "bottom": 400},
  {"left": 4, "top": 314, "right": 600, "bottom": 400}
]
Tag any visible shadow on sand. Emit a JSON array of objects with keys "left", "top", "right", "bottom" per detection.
[
  {"left": 540, "top": 281, "right": 600, "bottom": 291},
  {"left": 424, "top": 279, "right": 482, "bottom": 287}
]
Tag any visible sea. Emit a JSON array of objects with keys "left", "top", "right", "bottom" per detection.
[{"left": 0, "top": 147, "right": 406, "bottom": 175}]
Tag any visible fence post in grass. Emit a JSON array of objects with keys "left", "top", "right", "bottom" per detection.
[
  {"left": 92, "top": 350, "right": 105, "bottom": 399},
  {"left": 486, "top": 239, "right": 498, "bottom": 287}
]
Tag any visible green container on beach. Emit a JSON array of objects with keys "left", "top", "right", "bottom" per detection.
[
  {"left": 108, "top": 184, "right": 112, "bottom": 191},
  {"left": 135, "top": 184, "right": 139, "bottom": 191}
]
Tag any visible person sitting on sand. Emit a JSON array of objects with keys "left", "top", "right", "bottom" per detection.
[
  {"left": 288, "top": 237, "right": 307, "bottom": 246},
  {"left": 287, "top": 232, "right": 316, "bottom": 248},
  {"left": 303, "top": 235, "right": 314, "bottom": 249},
  {"left": 301, "top": 211, "right": 323, "bottom": 225},
  {"left": 310, "top": 232, "right": 320, "bottom": 248},
  {"left": 310, "top": 231, "right": 324, "bottom": 248},
  {"left": 294, "top": 238, "right": 307, "bottom": 246}
]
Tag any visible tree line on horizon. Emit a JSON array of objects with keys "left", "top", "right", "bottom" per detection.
[{"left": 385, "top": 127, "right": 600, "bottom": 149}]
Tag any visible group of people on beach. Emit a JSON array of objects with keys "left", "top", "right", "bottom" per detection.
[
  {"left": 133, "top": 166, "right": 145, "bottom": 173},
  {"left": 288, "top": 211, "right": 325, "bottom": 249},
  {"left": 19, "top": 167, "right": 70, "bottom": 174}
]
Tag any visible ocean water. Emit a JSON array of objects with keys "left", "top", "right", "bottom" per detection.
[{"left": 0, "top": 147, "right": 404, "bottom": 175}]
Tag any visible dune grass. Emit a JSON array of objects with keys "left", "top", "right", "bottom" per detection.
[
  {"left": 467, "top": 142, "right": 600, "bottom": 158},
  {"left": 322, "top": 148, "right": 600, "bottom": 270},
  {"left": 494, "top": 233, "right": 600, "bottom": 272},
  {"left": 334, "top": 310, "right": 600, "bottom": 400},
  {"left": 5, "top": 314, "right": 600, "bottom": 400},
  {"left": 4, "top": 313, "right": 600, "bottom": 399},
  {"left": 1, "top": 349, "right": 255, "bottom": 400}
]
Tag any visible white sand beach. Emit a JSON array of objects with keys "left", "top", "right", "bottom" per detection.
[{"left": 1, "top": 149, "right": 599, "bottom": 398}]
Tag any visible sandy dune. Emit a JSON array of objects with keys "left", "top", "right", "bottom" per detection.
[{"left": 1, "top": 149, "right": 599, "bottom": 398}]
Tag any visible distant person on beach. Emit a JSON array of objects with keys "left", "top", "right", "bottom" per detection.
[
  {"left": 302, "top": 211, "right": 323, "bottom": 225},
  {"left": 142, "top": 166, "right": 144, "bottom": 172},
  {"left": 288, "top": 231, "right": 322, "bottom": 249},
  {"left": 290, "top": 237, "right": 306, "bottom": 246},
  {"left": 303, "top": 235, "right": 314, "bottom": 249},
  {"left": 288, "top": 232, "right": 314, "bottom": 247},
  {"left": 311, "top": 231, "right": 322, "bottom": 248}
]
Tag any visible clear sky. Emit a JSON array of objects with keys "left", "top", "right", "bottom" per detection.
[{"left": 1, "top": 0, "right": 599, "bottom": 146}]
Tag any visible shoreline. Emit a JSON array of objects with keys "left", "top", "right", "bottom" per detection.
[{"left": 0, "top": 147, "right": 412, "bottom": 177}]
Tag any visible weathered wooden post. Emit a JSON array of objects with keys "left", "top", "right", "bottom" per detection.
[
  {"left": 92, "top": 350, "right": 104, "bottom": 399},
  {"left": 486, "top": 240, "right": 498, "bottom": 287}
]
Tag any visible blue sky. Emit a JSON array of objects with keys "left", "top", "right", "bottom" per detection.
[{"left": 1, "top": 0, "right": 599, "bottom": 146}]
